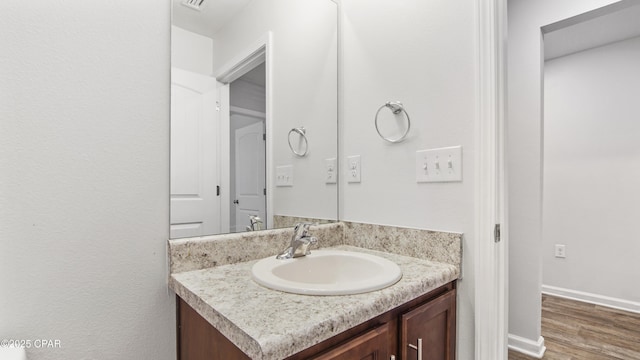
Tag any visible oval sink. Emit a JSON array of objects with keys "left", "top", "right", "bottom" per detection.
[{"left": 251, "top": 250, "right": 402, "bottom": 295}]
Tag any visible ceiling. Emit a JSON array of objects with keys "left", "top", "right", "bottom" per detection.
[
  {"left": 544, "top": 3, "right": 640, "bottom": 61},
  {"left": 172, "top": 0, "right": 253, "bottom": 38}
]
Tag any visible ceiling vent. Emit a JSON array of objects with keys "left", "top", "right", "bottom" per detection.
[{"left": 182, "top": 0, "right": 205, "bottom": 11}]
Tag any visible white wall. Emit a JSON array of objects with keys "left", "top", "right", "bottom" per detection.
[
  {"left": 543, "top": 36, "right": 640, "bottom": 303},
  {"left": 0, "top": 2, "right": 174, "bottom": 360},
  {"left": 211, "top": 0, "right": 338, "bottom": 222},
  {"left": 172, "top": 25, "right": 214, "bottom": 75},
  {"left": 507, "top": 0, "right": 620, "bottom": 350},
  {"left": 340, "top": 0, "right": 477, "bottom": 358}
]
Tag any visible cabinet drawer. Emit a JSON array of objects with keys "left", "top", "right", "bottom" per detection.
[{"left": 311, "top": 322, "right": 392, "bottom": 360}]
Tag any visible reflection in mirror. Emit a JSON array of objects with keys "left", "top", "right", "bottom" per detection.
[{"left": 170, "top": 0, "right": 338, "bottom": 238}]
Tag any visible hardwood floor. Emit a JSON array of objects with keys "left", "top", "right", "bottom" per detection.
[{"left": 509, "top": 294, "right": 640, "bottom": 360}]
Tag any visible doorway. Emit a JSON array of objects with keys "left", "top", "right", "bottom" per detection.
[
  {"left": 507, "top": 0, "right": 640, "bottom": 358},
  {"left": 541, "top": 5, "right": 640, "bottom": 310},
  {"left": 228, "top": 63, "right": 267, "bottom": 233}
]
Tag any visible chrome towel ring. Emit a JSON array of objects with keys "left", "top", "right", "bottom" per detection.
[
  {"left": 288, "top": 127, "right": 309, "bottom": 157},
  {"left": 375, "top": 101, "right": 411, "bottom": 143}
]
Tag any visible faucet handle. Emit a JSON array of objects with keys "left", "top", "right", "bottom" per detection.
[
  {"left": 302, "top": 236, "right": 318, "bottom": 256},
  {"left": 294, "top": 222, "right": 315, "bottom": 236}
]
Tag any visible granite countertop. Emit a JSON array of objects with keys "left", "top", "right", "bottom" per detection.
[{"left": 169, "top": 245, "right": 459, "bottom": 360}]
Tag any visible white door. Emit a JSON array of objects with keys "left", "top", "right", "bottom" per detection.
[
  {"left": 233, "top": 121, "right": 266, "bottom": 232},
  {"left": 170, "top": 67, "right": 221, "bottom": 238}
]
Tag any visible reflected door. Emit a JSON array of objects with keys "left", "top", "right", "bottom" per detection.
[
  {"left": 233, "top": 121, "right": 266, "bottom": 232},
  {"left": 170, "top": 68, "right": 221, "bottom": 238}
]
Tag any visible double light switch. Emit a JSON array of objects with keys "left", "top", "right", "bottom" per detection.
[{"left": 276, "top": 165, "right": 293, "bottom": 186}]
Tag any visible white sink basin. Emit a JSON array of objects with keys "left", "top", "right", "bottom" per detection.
[{"left": 251, "top": 249, "right": 402, "bottom": 295}]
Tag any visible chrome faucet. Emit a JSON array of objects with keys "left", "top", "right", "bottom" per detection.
[
  {"left": 276, "top": 222, "right": 318, "bottom": 259},
  {"left": 246, "top": 215, "right": 263, "bottom": 231}
]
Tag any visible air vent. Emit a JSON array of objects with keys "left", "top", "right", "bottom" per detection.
[{"left": 182, "top": 0, "right": 205, "bottom": 11}]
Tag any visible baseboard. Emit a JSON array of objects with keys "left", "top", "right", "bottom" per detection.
[
  {"left": 508, "top": 334, "right": 546, "bottom": 358},
  {"left": 542, "top": 285, "right": 640, "bottom": 314}
]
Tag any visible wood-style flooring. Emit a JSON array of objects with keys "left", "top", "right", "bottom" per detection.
[{"left": 509, "top": 294, "right": 640, "bottom": 360}]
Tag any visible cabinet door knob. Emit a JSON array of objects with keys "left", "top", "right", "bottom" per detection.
[
  {"left": 408, "top": 338, "right": 423, "bottom": 360},
  {"left": 390, "top": 356, "right": 396, "bottom": 360}
]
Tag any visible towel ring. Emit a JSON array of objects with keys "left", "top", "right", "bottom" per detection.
[
  {"left": 288, "top": 127, "right": 309, "bottom": 157},
  {"left": 375, "top": 101, "right": 411, "bottom": 143}
]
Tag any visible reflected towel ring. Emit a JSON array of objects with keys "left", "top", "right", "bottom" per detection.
[
  {"left": 288, "top": 127, "right": 309, "bottom": 157},
  {"left": 375, "top": 101, "right": 411, "bottom": 143}
]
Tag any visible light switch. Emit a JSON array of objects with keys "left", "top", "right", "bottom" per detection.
[
  {"left": 416, "top": 146, "right": 462, "bottom": 183},
  {"left": 325, "top": 158, "right": 337, "bottom": 184},
  {"left": 276, "top": 165, "right": 293, "bottom": 187},
  {"left": 347, "top": 155, "right": 361, "bottom": 183}
]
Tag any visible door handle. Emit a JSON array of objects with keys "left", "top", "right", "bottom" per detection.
[
  {"left": 408, "top": 338, "right": 423, "bottom": 360},
  {"left": 233, "top": 200, "right": 239, "bottom": 204}
]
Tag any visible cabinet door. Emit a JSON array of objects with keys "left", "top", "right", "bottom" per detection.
[
  {"left": 311, "top": 323, "right": 392, "bottom": 360},
  {"left": 400, "top": 290, "right": 456, "bottom": 360}
]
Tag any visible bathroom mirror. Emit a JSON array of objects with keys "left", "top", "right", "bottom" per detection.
[{"left": 170, "top": 0, "right": 338, "bottom": 238}]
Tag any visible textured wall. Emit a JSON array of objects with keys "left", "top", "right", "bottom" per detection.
[
  {"left": 340, "top": 0, "right": 477, "bottom": 358},
  {"left": 171, "top": 25, "right": 214, "bottom": 76},
  {"left": 0, "top": 1, "right": 175, "bottom": 359}
]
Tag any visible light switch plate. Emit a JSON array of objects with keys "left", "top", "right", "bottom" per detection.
[
  {"left": 347, "top": 155, "right": 361, "bottom": 183},
  {"left": 325, "top": 158, "right": 337, "bottom": 184},
  {"left": 416, "top": 146, "right": 462, "bottom": 183},
  {"left": 276, "top": 165, "right": 293, "bottom": 187}
]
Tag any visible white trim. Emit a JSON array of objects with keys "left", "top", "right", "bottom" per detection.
[
  {"left": 215, "top": 34, "right": 269, "bottom": 84},
  {"left": 542, "top": 285, "right": 640, "bottom": 314},
  {"left": 336, "top": 0, "right": 344, "bottom": 223},
  {"left": 218, "top": 83, "right": 230, "bottom": 234},
  {"left": 264, "top": 33, "right": 274, "bottom": 230},
  {"left": 508, "top": 335, "right": 546, "bottom": 359},
  {"left": 475, "top": 0, "right": 508, "bottom": 359}
]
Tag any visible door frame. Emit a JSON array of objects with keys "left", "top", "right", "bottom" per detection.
[
  {"left": 475, "top": 0, "right": 508, "bottom": 359},
  {"left": 216, "top": 32, "right": 273, "bottom": 230}
]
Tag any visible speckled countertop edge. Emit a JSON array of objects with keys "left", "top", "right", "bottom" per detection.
[{"left": 169, "top": 245, "right": 459, "bottom": 360}]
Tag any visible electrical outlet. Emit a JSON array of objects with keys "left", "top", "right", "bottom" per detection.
[
  {"left": 347, "top": 155, "right": 361, "bottom": 183},
  {"left": 325, "top": 158, "right": 337, "bottom": 184},
  {"left": 555, "top": 244, "right": 566, "bottom": 258}
]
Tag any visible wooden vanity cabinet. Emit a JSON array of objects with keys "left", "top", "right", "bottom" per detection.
[{"left": 176, "top": 282, "right": 456, "bottom": 360}]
